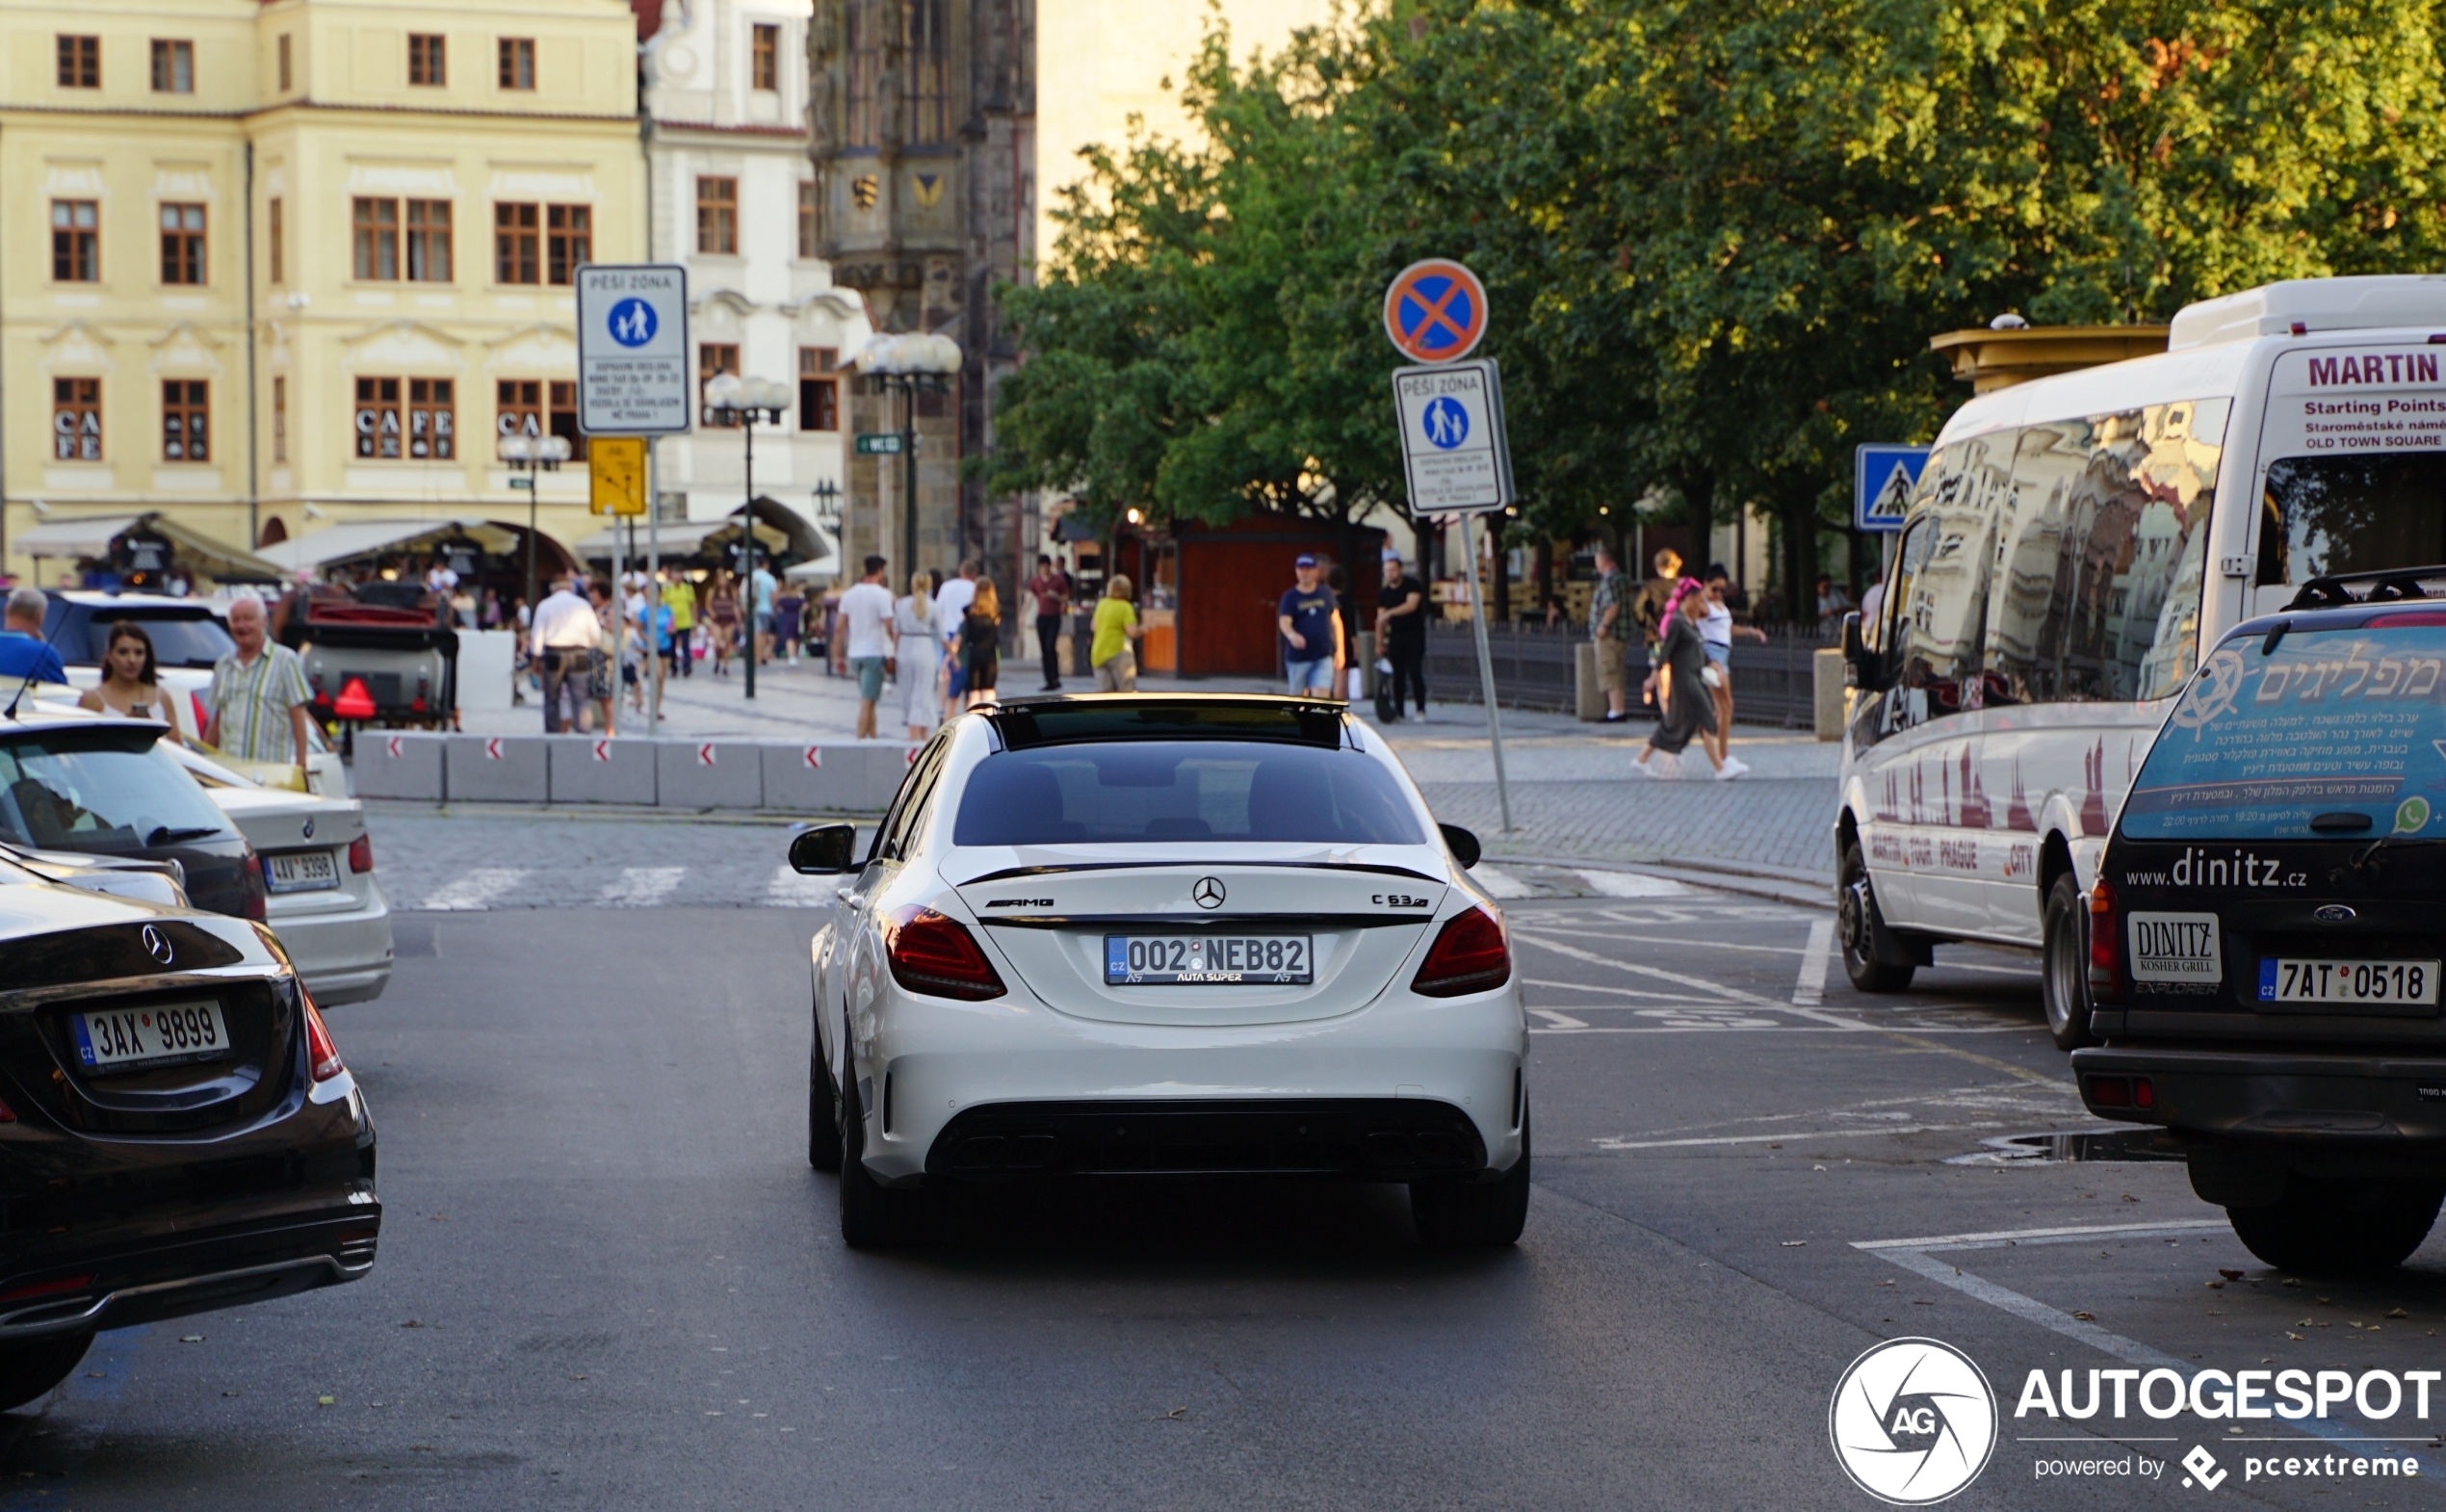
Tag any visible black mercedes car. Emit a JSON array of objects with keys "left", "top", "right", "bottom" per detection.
[
  {"left": 0, "top": 709, "right": 266, "bottom": 921},
  {"left": 0, "top": 850, "right": 377, "bottom": 1409},
  {"left": 2074, "top": 569, "right": 2446, "bottom": 1274}
]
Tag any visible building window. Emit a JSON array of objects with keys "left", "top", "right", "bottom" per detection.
[
  {"left": 356, "top": 377, "right": 454, "bottom": 459},
  {"left": 58, "top": 35, "right": 99, "bottom": 89},
  {"left": 494, "top": 202, "right": 538, "bottom": 284},
  {"left": 695, "top": 176, "right": 737, "bottom": 255},
  {"left": 908, "top": 0, "right": 950, "bottom": 143},
  {"left": 352, "top": 197, "right": 400, "bottom": 280},
  {"left": 546, "top": 204, "right": 590, "bottom": 284},
  {"left": 799, "top": 348, "right": 839, "bottom": 430},
  {"left": 408, "top": 34, "right": 444, "bottom": 86},
  {"left": 700, "top": 343, "right": 740, "bottom": 428},
  {"left": 149, "top": 39, "right": 194, "bottom": 93},
  {"left": 846, "top": 2, "right": 879, "bottom": 145},
  {"left": 273, "top": 377, "right": 287, "bottom": 463},
  {"left": 54, "top": 378, "right": 101, "bottom": 461},
  {"left": 159, "top": 203, "right": 206, "bottom": 285},
  {"left": 406, "top": 198, "right": 452, "bottom": 281},
  {"left": 277, "top": 34, "right": 292, "bottom": 92},
  {"left": 752, "top": 23, "right": 779, "bottom": 91},
  {"left": 51, "top": 200, "right": 98, "bottom": 282},
  {"left": 268, "top": 197, "right": 284, "bottom": 283},
  {"left": 497, "top": 378, "right": 542, "bottom": 443},
  {"left": 550, "top": 380, "right": 585, "bottom": 459},
  {"left": 797, "top": 182, "right": 818, "bottom": 257},
  {"left": 162, "top": 380, "right": 209, "bottom": 462},
  {"left": 499, "top": 37, "right": 534, "bottom": 91}
]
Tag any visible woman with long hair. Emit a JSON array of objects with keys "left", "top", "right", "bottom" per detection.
[
  {"left": 960, "top": 581, "right": 1002, "bottom": 708},
  {"left": 895, "top": 569, "right": 942, "bottom": 740},
  {"left": 77, "top": 620, "right": 186, "bottom": 744},
  {"left": 706, "top": 571, "right": 742, "bottom": 676},
  {"left": 1633, "top": 583, "right": 1745, "bottom": 779}
]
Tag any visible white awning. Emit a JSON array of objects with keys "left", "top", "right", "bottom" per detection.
[
  {"left": 573, "top": 518, "right": 787, "bottom": 557},
  {"left": 256, "top": 518, "right": 521, "bottom": 574},
  {"left": 12, "top": 511, "right": 286, "bottom": 581},
  {"left": 13, "top": 514, "right": 145, "bottom": 559}
]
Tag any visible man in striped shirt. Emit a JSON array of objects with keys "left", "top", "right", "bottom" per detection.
[{"left": 203, "top": 596, "right": 315, "bottom": 765}]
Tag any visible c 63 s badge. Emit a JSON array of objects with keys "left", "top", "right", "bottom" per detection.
[
  {"left": 1830, "top": 1337, "right": 1996, "bottom": 1504},
  {"left": 1374, "top": 894, "right": 1431, "bottom": 908}
]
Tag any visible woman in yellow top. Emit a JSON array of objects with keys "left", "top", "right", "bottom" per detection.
[{"left": 1089, "top": 575, "right": 1145, "bottom": 692}]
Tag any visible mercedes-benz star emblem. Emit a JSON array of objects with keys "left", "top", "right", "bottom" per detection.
[
  {"left": 1192, "top": 877, "right": 1227, "bottom": 909},
  {"left": 142, "top": 925, "right": 174, "bottom": 966}
]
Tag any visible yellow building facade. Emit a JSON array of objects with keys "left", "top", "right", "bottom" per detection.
[{"left": 0, "top": 0, "right": 646, "bottom": 585}]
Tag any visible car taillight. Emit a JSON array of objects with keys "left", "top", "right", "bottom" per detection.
[
  {"left": 883, "top": 907, "right": 1005, "bottom": 1001},
  {"left": 243, "top": 871, "right": 269, "bottom": 923},
  {"left": 0, "top": 1095, "right": 16, "bottom": 1124},
  {"left": 2087, "top": 877, "right": 2119, "bottom": 1004},
  {"left": 2087, "top": 1075, "right": 2153, "bottom": 1110},
  {"left": 1413, "top": 907, "right": 1512, "bottom": 998},
  {"left": 0, "top": 1275, "right": 91, "bottom": 1305},
  {"left": 348, "top": 834, "right": 374, "bottom": 873},
  {"left": 300, "top": 982, "right": 346, "bottom": 1082}
]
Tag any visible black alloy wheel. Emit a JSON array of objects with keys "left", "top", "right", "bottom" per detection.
[
  {"left": 2226, "top": 1180, "right": 2444, "bottom": 1276},
  {"left": 1837, "top": 842, "right": 1914, "bottom": 993},
  {"left": 836, "top": 1069, "right": 942, "bottom": 1250},
  {"left": 2041, "top": 873, "right": 2095, "bottom": 1051},
  {"left": 1411, "top": 1104, "right": 1531, "bottom": 1248},
  {"left": 0, "top": 1333, "right": 92, "bottom": 1414},
  {"left": 807, "top": 1036, "right": 843, "bottom": 1173}
]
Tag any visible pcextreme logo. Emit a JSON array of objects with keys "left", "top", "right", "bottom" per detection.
[{"left": 1830, "top": 1338, "right": 1998, "bottom": 1504}]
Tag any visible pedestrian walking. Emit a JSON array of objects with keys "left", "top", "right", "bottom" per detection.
[
  {"left": 1277, "top": 554, "right": 1343, "bottom": 697},
  {"left": 1027, "top": 554, "right": 1071, "bottom": 691},
  {"left": 528, "top": 574, "right": 600, "bottom": 734},
  {"left": 750, "top": 560, "right": 779, "bottom": 666},
  {"left": 660, "top": 569, "right": 696, "bottom": 679},
  {"left": 707, "top": 573, "right": 741, "bottom": 676},
  {"left": 1814, "top": 573, "right": 1854, "bottom": 633},
  {"left": 960, "top": 581, "right": 1002, "bottom": 709},
  {"left": 894, "top": 570, "right": 942, "bottom": 740},
  {"left": 0, "top": 587, "right": 66, "bottom": 688},
  {"left": 834, "top": 555, "right": 896, "bottom": 740},
  {"left": 585, "top": 580, "right": 618, "bottom": 735},
  {"left": 1090, "top": 575, "right": 1143, "bottom": 691},
  {"left": 1374, "top": 554, "right": 1428, "bottom": 720},
  {"left": 1699, "top": 575, "right": 1766, "bottom": 769},
  {"left": 201, "top": 596, "right": 315, "bottom": 764},
  {"left": 1633, "top": 581, "right": 1746, "bottom": 780},
  {"left": 934, "top": 560, "right": 978, "bottom": 718},
  {"left": 774, "top": 582, "right": 805, "bottom": 665},
  {"left": 1588, "top": 542, "right": 1634, "bottom": 723},
  {"left": 77, "top": 620, "right": 188, "bottom": 743}
]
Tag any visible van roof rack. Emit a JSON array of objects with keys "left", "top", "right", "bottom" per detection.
[{"left": 2285, "top": 564, "right": 2446, "bottom": 610}]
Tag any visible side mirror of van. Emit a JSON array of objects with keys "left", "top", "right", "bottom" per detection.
[
  {"left": 789, "top": 821, "right": 860, "bottom": 875},
  {"left": 1840, "top": 612, "right": 1885, "bottom": 692}
]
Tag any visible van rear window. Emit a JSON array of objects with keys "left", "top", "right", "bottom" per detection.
[{"left": 2121, "top": 624, "right": 2446, "bottom": 841}]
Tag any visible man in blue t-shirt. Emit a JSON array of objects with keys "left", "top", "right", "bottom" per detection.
[
  {"left": 0, "top": 587, "right": 66, "bottom": 689},
  {"left": 1276, "top": 554, "right": 1343, "bottom": 696}
]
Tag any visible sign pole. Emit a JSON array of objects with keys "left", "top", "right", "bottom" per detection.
[
  {"left": 1458, "top": 511, "right": 1514, "bottom": 832},
  {"left": 646, "top": 439, "right": 661, "bottom": 741}
]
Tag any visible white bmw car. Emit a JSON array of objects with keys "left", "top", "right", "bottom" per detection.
[{"left": 788, "top": 694, "right": 1529, "bottom": 1249}]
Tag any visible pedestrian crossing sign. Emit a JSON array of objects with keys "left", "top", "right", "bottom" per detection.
[{"left": 1854, "top": 444, "right": 1930, "bottom": 532}]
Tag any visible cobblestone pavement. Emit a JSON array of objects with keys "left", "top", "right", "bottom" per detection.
[{"left": 1429, "top": 775, "right": 1837, "bottom": 878}]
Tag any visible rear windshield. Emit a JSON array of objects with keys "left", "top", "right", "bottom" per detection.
[
  {"left": 71, "top": 612, "right": 234, "bottom": 670},
  {"left": 0, "top": 733, "right": 231, "bottom": 854},
  {"left": 2121, "top": 621, "right": 2446, "bottom": 841},
  {"left": 952, "top": 741, "right": 1425, "bottom": 847}
]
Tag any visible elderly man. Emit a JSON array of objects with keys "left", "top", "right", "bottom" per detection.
[
  {"left": 0, "top": 587, "right": 66, "bottom": 688},
  {"left": 530, "top": 574, "right": 601, "bottom": 734},
  {"left": 203, "top": 596, "right": 315, "bottom": 765}
]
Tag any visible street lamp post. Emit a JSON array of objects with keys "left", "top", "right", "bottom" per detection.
[
  {"left": 854, "top": 333, "right": 962, "bottom": 589},
  {"left": 500, "top": 432, "right": 573, "bottom": 613},
  {"left": 704, "top": 374, "right": 793, "bottom": 701}
]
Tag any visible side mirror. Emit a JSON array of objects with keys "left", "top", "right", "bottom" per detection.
[
  {"left": 1439, "top": 822, "right": 1482, "bottom": 870},
  {"left": 788, "top": 821, "right": 859, "bottom": 875},
  {"left": 1840, "top": 611, "right": 1884, "bottom": 692}
]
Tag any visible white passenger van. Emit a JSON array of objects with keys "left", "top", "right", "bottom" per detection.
[{"left": 1835, "top": 275, "right": 2446, "bottom": 1045}]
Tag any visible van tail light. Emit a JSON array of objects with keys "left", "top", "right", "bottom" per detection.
[
  {"left": 883, "top": 907, "right": 1005, "bottom": 1001},
  {"left": 2087, "top": 877, "right": 2120, "bottom": 1004},
  {"left": 347, "top": 834, "right": 374, "bottom": 873},
  {"left": 1413, "top": 907, "right": 1512, "bottom": 998},
  {"left": 299, "top": 981, "right": 346, "bottom": 1082}
]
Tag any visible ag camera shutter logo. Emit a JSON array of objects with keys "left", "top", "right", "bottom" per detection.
[{"left": 1830, "top": 1338, "right": 1997, "bottom": 1504}]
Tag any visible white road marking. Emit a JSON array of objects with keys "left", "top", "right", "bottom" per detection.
[
  {"left": 765, "top": 864, "right": 835, "bottom": 908},
  {"left": 1518, "top": 925, "right": 1810, "bottom": 957},
  {"left": 1522, "top": 977, "right": 1692, "bottom": 1002},
  {"left": 1852, "top": 1219, "right": 2226, "bottom": 1252},
  {"left": 1528, "top": 1008, "right": 1589, "bottom": 1030},
  {"left": 1509, "top": 929, "right": 1769, "bottom": 1004},
  {"left": 1471, "top": 864, "right": 1533, "bottom": 899},
  {"left": 1595, "top": 1122, "right": 1999, "bottom": 1150},
  {"left": 1793, "top": 917, "right": 1833, "bottom": 1006},
  {"left": 1574, "top": 869, "right": 1686, "bottom": 899},
  {"left": 418, "top": 868, "right": 529, "bottom": 912},
  {"left": 598, "top": 866, "right": 687, "bottom": 908}
]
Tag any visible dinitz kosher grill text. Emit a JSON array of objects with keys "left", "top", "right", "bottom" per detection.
[{"left": 2017, "top": 1368, "right": 2443, "bottom": 1421}]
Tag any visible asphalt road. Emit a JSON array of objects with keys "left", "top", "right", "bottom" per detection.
[{"left": 5, "top": 876, "right": 2441, "bottom": 1510}]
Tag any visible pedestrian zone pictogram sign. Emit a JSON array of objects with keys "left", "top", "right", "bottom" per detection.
[
  {"left": 1392, "top": 358, "right": 1512, "bottom": 515},
  {"left": 576, "top": 264, "right": 691, "bottom": 435},
  {"left": 1383, "top": 259, "right": 1489, "bottom": 364}
]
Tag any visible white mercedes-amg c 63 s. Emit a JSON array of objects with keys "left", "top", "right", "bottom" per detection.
[{"left": 787, "top": 694, "right": 1529, "bottom": 1250}]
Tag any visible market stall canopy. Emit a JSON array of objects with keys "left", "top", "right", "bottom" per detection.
[
  {"left": 256, "top": 518, "right": 525, "bottom": 576},
  {"left": 14, "top": 511, "right": 286, "bottom": 581},
  {"left": 575, "top": 515, "right": 787, "bottom": 560}
]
